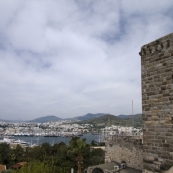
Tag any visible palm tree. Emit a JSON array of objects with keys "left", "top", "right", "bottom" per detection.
[{"left": 68, "top": 137, "right": 86, "bottom": 173}]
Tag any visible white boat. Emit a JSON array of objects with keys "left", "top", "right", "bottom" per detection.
[
  {"left": 0, "top": 137, "right": 14, "bottom": 144},
  {"left": 13, "top": 139, "right": 28, "bottom": 145}
]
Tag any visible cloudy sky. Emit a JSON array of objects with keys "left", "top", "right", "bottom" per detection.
[{"left": 0, "top": 0, "right": 173, "bottom": 120}]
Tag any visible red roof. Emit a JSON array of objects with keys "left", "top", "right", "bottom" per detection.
[
  {"left": 0, "top": 164, "right": 6, "bottom": 173},
  {"left": 11, "top": 162, "right": 27, "bottom": 169}
]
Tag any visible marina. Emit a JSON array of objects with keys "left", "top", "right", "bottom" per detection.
[{"left": 0, "top": 133, "right": 98, "bottom": 146}]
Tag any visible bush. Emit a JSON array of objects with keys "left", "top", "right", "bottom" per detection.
[
  {"left": 12, "top": 160, "right": 70, "bottom": 173},
  {"left": 2, "top": 169, "right": 13, "bottom": 173}
]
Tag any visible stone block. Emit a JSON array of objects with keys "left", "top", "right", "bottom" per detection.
[{"left": 152, "top": 110, "right": 161, "bottom": 113}]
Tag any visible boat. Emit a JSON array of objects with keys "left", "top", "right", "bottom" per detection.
[
  {"left": 0, "top": 137, "right": 13, "bottom": 144},
  {"left": 13, "top": 139, "right": 29, "bottom": 145},
  {"left": 30, "top": 143, "right": 38, "bottom": 148}
]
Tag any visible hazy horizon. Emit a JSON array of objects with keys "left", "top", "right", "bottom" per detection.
[
  {"left": 0, "top": 0, "right": 173, "bottom": 120},
  {"left": 0, "top": 112, "right": 142, "bottom": 121}
]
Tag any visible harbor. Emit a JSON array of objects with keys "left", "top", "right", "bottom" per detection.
[{"left": 0, "top": 133, "right": 98, "bottom": 147}]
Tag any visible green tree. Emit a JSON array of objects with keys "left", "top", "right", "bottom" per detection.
[
  {"left": 68, "top": 137, "right": 87, "bottom": 173},
  {"left": 41, "top": 142, "right": 52, "bottom": 156},
  {"left": 68, "top": 137, "right": 86, "bottom": 154},
  {"left": 90, "top": 140, "right": 97, "bottom": 146},
  {"left": 13, "top": 144, "right": 24, "bottom": 162},
  {"left": 90, "top": 148, "right": 105, "bottom": 165},
  {"left": 0, "top": 143, "right": 11, "bottom": 166},
  {"left": 28, "top": 146, "right": 45, "bottom": 161},
  {"left": 52, "top": 142, "right": 66, "bottom": 156}
]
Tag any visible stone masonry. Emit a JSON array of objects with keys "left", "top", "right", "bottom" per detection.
[
  {"left": 139, "top": 33, "right": 173, "bottom": 172},
  {"left": 105, "top": 136, "right": 143, "bottom": 170}
]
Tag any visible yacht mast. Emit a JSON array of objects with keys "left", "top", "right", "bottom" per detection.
[{"left": 132, "top": 100, "right": 134, "bottom": 136}]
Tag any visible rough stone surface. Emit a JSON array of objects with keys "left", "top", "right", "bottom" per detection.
[
  {"left": 105, "top": 136, "right": 143, "bottom": 170},
  {"left": 139, "top": 33, "right": 173, "bottom": 173}
]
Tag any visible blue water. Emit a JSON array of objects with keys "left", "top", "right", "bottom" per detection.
[{"left": 2, "top": 134, "right": 97, "bottom": 146}]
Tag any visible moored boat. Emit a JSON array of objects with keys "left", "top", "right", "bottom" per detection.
[
  {"left": 0, "top": 137, "right": 13, "bottom": 144},
  {"left": 13, "top": 139, "right": 29, "bottom": 145}
]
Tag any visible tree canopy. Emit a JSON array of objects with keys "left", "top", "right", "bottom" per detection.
[{"left": 0, "top": 137, "right": 105, "bottom": 173}]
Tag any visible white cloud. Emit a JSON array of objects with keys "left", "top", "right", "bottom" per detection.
[{"left": 0, "top": 0, "right": 173, "bottom": 120}]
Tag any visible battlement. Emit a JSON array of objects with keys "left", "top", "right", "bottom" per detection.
[{"left": 139, "top": 33, "right": 173, "bottom": 57}]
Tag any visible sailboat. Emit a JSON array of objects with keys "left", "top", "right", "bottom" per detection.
[{"left": 52, "top": 139, "right": 54, "bottom": 146}]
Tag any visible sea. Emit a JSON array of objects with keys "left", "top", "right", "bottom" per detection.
[{"left": 0, "top": 134, "right": 98, "bottom": 146}]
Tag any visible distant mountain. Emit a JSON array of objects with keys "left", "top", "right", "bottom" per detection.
[
  {"left": 68, "top": 113, "right": 106, "bottom": 121},
  {"left": 118, "top": 114, "right": 142, "bottom": 123},
  {"left": 0, "top": 113, "right": 142, "bottom": 124},
  {"left": 0, "top": 119, "right": 22, "bottom": 122},
  {"left": 77, "top": 114, "right": 142, "bottom": 127},
  {"left": 83, "top": 114, "right": 118, "bottom": 123},
  {"left": 77, "top": 114, "right": 121, "bottom": 127},
  {"left": 0, "top": 119, "right": 9, "bottom": 122},
  {"left": 27, "top": 115, "right": 62, "bottom": 123},
  {"left": 118, "top": 114, "right": 131, "bottom": 119},
  {"left": 0, "top": 113, "right": 106, "bottom": 123}
]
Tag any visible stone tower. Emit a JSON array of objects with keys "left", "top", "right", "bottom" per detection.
[{"left": 140, "top": 33, "right": 173, "bottom": 173}]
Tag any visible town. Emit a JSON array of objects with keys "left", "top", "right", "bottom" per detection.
[{"left": 0, "top": 120, "right": 142, "bottom": 139}]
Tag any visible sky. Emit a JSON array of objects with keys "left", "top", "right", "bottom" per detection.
[{"left": 0, "top": 0, "right": 173, "bottom": 120}]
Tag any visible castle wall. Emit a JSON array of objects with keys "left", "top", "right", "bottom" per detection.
[
  {"left": 105, "top": 136, "right": 143, "bottom": 170},
  {"left": 139, "top": 33, "right": 173, "bottom": 173}
]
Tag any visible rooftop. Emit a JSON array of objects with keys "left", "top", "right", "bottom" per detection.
[{"left": 87, "top": 162, "right": 142, "bottom": 173}]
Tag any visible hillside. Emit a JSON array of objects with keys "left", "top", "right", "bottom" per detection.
[
  {"left": 69, "top": 113, "right": 106, "bottom": 121},
  {"left": 0, "top": 113, "right": 142, "bottom": 124},
  {"left": 77, "top": 114, "right": 142, "bottom": 128},
  {"left": 118, "top": 114, "right": 142, "bottom": 123},
  {"left": 27, "top": 115, "right": 62, "bottom": 123}
]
